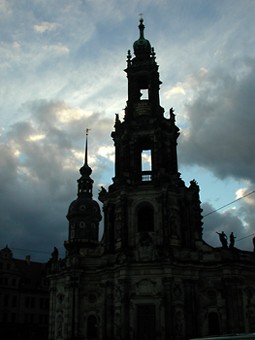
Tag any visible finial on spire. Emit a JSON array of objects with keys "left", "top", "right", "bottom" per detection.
[
  {"left": 78, "top": 128, "right": 93, "bottom": 197},
  {"left": 79, "top": 128, "right": 92, "bottom": 179},
  {"left": 138, "top": 14, "right": 145, "bottom": 39},
  {"left": 133, "top": 15, "right": 151, "bottom": 59},
  {"left": 85, "top": 128, "right": 90, "bottom": 166}
]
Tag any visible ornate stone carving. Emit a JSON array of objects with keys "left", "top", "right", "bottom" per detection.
[
  {"left": 172, "top": 282, "right": 183, "bottom": 302},
  {"left": 174, "top": 309, "right": 184, "bottom": 338},
  {"left": 136, "top": 279, "right": 157, "bottom": 296},
  {"left": 137, "top": 232, "right": 156, "bottom": 261}
]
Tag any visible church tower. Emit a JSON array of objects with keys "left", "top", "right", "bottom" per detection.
[
  {"left": 48, "top": 19, "right": 255, "bottom": 340},
  {"left": 100, "top": 18, "right": 203, "bottom": 257},
  {"left": 96, "top": 18, "right": 204, "bottom": 340},
  {"left": 65, "top": 129, "right": 102, "bottom": 256}
]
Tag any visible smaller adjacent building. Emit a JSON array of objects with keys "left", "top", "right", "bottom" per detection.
[{"left": 0, "top": 245, "right": 49, "bottom": 340}]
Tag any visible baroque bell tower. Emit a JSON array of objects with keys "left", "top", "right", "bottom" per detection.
[{"left": 100, "top": 18, "right": 203, "bottom": 258}]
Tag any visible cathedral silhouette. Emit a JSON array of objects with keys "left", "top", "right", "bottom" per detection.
[{"left": 48, "top": 19, "right": 255, "bottom": 340}]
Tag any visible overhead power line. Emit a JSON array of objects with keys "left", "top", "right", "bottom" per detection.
[
  {"left": 237, "top": 232, "right": 255, "bottom": 242},
  {"left": 203, "top": 190, "right": 255, "bottom": 218},
  {"left": 13, "top": 247, "right": 50, "bottom": 254},
  {"left": 11, "top": 247, "right": 65, "bottom": 259},
  {"left": 7, "top": 190, "right": 255, "bottom": 257}
]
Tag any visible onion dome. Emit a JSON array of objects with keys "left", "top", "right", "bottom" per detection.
[
  {"left": 133, "top": 18, "right": 151, "bottom": 59},
  {"left": 67, "top": 196, "right": 101, "bottom": 221}
]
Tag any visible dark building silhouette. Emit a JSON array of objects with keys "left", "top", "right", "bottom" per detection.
[
  {"left": 48, "top": 19, "right": 255, "bottom": 340},
  {"left": 0, "top": 246, "right": 49, "bottom": 340}
]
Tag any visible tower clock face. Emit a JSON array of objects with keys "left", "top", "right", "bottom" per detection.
[{"left": 79, "top": 205, "right": 86, "bottom": 211}]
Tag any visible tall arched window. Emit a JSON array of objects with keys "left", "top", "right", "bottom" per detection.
[
  {"left": 138, "top": 136, "right": 153, "bottom": 182},
  {"left": 87, "top": 314, "right": 98, "bottom": 339},
  {"left": 137, "top": 203, "right": 154, "bottom": 232},
  {"left": 208, "top": 312, "right": 220, "bottom": 335}
]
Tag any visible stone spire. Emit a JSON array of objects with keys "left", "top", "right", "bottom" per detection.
[{"left": 77, "top": 129, "right": 93, "bottom": 198}]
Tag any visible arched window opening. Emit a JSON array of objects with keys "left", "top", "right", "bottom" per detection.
[
  {"left": 141, "top": 150, "right": 152, "bottom": 171},
  {"left": 140, "top": 89, "right": 148, "bottom": 100},
  {"left": 138, "top": 137, "right": 153, "bottom": 181},
  {"left": 87, "top": 314, "right": 98, "bottom": 339},
  {"left": 208, "top": 312, "right": 220, "bottom": 336},
  {"left": 137, "top": 203, "right": 154, "bottom": 232},
  {"left": 141, "top": 149, "right": 152, "bottom": 181},
  {"left": 137, "top": 76, "right": 149, "bottom": 101}
]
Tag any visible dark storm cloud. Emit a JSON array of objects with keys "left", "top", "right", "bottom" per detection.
[
  {"left": 202, "top": 202, "right": 254, "bottom": 251},
  {"left": 0, "top": 100, "right": 113, "bottom": 261},
  {"left": 0, "top": 144, "right": 18, "bottom": 189},
  {"left": 180, "top": 57, "right": 255, "bottom": 182},
  {"left": 178, "top": 58, "right": 255, "bottom": 251},
  {"left": 1, "top": 1, "right": 255, "bottom": 258}
]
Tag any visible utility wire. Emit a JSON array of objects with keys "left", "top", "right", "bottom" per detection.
[
  {"left": 203, "top": 190, "right": 255, "bottom": 218},
  {"left": 237, "top": 232, "right": 255, "bottom": 242},
  {"left": 8, "top": 190, "right": 255, "bottom": 256},
  {"left": 13, "top": 247, "right": 50, "bottom": 254},
  {"left": 203, "top": 189, "right": 255, "bottom": 244},
  {"left": 12, "top": 247, "right": 65, "bottom": 259}
]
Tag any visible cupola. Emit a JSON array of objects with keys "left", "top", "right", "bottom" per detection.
[{"left": 133, "top": 17, "right": 151, "bottom": 59}]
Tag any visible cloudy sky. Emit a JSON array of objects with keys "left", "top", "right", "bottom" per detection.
[{"left": 1, "top": 0, "right": 255, "bottom": 261}]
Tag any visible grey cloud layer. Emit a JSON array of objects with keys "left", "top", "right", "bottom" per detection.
[
  {"left": 0, "top": 100, "right": 113, "bottom": 260},
  {"left": 1, "top": 0, "right": 255, "bottom": 258},
  {"left": 179, "top": 58, "right": 255, "bottom": 250},
  {"left": 180, "top": 58, "right": 255, "bottom": 181}
]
